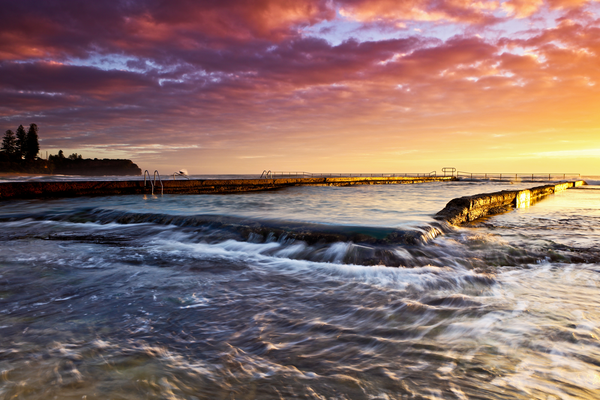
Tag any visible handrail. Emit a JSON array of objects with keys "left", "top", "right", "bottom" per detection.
[
  {"left": 260, "top": 170, "right": 273, "bottom": 179},
  {"left": 143, "top": 170, "right": 153, "bottom": 194},
  {"left": 268, "top": 171, "right": 314, "bottom": 178},
  {"left": 143, "top": 169, "right": 163, "bottom": 195},
  {"left": 442, "top": 167, "right": 455, "bottom": 176},
  {"left": 153, "top": 170, "right": 163, "bottom": 195},
  {"left": 172, "top": 172, "right": 190, "bottom": 180}
]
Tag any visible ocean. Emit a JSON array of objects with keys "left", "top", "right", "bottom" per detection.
[{"left": 0, "top": 177, "right": 599, "bottom": 399}]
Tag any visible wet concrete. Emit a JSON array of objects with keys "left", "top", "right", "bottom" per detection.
[
  {"left": 435, "top": 180, "right": 586, "bottom": 225},
  {"left": 0, "top": 176, "right": 455, "bottom": 200}
]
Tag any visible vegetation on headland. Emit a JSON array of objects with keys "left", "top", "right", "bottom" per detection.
[
  {"left": 1, "top": 124, "right": 141, "bottom": 176},
  {"left": 48, "top": 151, "right": 142, "bottom": 176}
]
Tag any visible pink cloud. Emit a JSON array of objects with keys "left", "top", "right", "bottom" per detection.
[
  {"left": 1, "top": 0, "right": 599, "bottom": 173},
  {"left": 338, "top": 0, "right": 503, "bottom": 25}
]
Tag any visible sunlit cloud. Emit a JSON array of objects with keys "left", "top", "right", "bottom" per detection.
[
  {"left": 0, "top": 0, "right": 599, "bottom": 173},
  {"left": 533, "top": 148, "right": 600, "bottom": 157}
]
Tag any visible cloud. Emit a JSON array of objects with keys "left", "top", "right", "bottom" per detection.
[
  {"left": 4, "top": 0, "right": 595, "bottom": 65},
  {"left": 0, "top": 0, "right": 335, "bottom": 62},
  {"left": 532, "top": 148, "right": 600, "bottom": 157},
  {"left": 338, "top": 0, "right": 503, "bottom": 25},
  {"left": 0, "top": 61, "right": 153, "bottom": 96},
  {"left": 1, "top": 0, "right": 600, "bottom": 173}
]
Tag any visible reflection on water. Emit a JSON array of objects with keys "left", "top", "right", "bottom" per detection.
[{"left": 0, "top": 182, "right": 599, "bottom": 399}]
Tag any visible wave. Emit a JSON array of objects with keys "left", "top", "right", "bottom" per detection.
[
  {"left": 0, "top": 207, "right": 450, "bottom": 245},
  {"left": 2, "top": 204, "right": 598, "bottom": 269}
]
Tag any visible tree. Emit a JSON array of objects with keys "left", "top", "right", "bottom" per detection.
[
  {"left": 25, "top": 123, "right": 40, "bottom": 160},
  {"left": 1, "top": 130, "right": 16, "bottom": 154},
  {"left": 15, "top": 125, "right": 26, "bottom": 159},
  {"left": 58, "top": 150, "right": 65, "bottom": 158}
]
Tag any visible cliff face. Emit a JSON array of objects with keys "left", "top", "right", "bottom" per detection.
[
  {"left": 52, "top": 159, "right": 142, "bottom": 176},
  {"left": 0, "top": 159, "right": 54, "bottom": 174}
]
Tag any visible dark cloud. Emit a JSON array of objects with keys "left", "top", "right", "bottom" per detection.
[{"left": 0, "top": 61, "right": 153, "bottom": 94}]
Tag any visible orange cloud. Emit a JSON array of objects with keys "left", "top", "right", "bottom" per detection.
[
  {"left": 502, "top": 0, "right": 544, "bottom": 18},
  {"left": 503, "top": 0, "right": 597, "bottom": 18},
  {"left": 339, "top": 0, "right": 502, "bottom": 25}
]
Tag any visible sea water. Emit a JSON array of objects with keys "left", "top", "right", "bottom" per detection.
[{"left": 0, "top": 179, "right": 599, "bottom": 399}]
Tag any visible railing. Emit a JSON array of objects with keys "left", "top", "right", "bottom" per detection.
[
  {"left": 257, "top": 169, "right": 581, "bottom": 182},
  {"left": 262, "top": 171, "right": 313, "bottom": 178},
  {"left": 172, "top": 171, "right": 190, "bottom": 180},
  {"left": 456, "top": 171, "right": 581, "bottom": 181},
  {"left": 144, "top": 170, "right": 164, "bottom": 195},
  {"left": 442, "top": 167, "right": 456, "bottom": 176},
  {"left": 260, "top": 170, "right": 273, "bottom": 179},
  {"left": 259, "top": 170, "right": 440, "bottom": 178}
]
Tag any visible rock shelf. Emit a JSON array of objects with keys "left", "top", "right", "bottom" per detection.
[
  {"left": 435, "top": 181, "right": 586, "bottom": 225},
  {"left": 0, "top": 176, "right": 455, "bottom": 200}
]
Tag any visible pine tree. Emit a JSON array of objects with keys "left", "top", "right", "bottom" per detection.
[
  {"left": 15, "top": 125, "right": 26, "bottom": 159},
  {"left": 1, "top": 130, "right": 16, "bottom": 154},
  {"left": 25, "top": 123, "right": 40, "bottom": 160}
]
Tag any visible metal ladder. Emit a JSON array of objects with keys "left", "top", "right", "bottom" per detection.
[
  {"left": 260, "top": 170, "right": 273, "bottom": 179},
  {"left": 143, "top": 170, "right": 163, "bottom": 195}
]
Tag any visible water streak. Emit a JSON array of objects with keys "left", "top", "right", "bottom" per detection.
[{"left": 1, "top": 181, "right": 599, "bottom": 399}]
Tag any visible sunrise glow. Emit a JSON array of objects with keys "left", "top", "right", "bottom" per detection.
[{"left": 1, "top": 0, "right": 599, "bottom": 174}]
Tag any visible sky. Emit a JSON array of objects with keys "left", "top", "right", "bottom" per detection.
[{"left": 1, "top": 0, "right": 599, "bottom": 175}]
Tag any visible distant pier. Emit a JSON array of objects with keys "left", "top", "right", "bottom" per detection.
[{"left": 0, "top": 175, "right": 456, "bottom": 200}]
